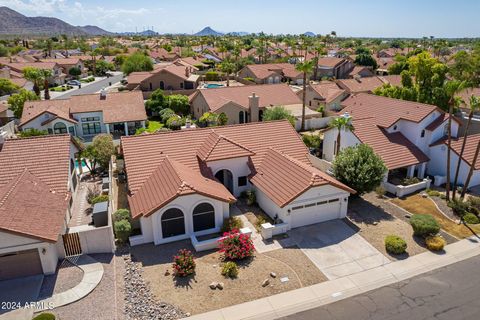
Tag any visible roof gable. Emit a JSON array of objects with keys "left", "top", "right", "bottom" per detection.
[{"left": 196, "top": 131, "right": 255, "bottom": 162}]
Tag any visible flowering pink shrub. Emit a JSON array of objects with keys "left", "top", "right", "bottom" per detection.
[
  {"left": 218, "top": 229, "right": 255, "bottom": 260},
  {"left": 172, "top": 249, "right": 196, "bottom": 277}
]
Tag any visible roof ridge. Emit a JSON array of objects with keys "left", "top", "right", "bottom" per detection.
[
  {"left": 0, "top": 169, "right": 28, "bottom": 207},
  {"left": 268, "top": 148, "right": 321, "bottom": 186}
]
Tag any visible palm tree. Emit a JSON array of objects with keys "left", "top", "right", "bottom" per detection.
[
  {"left": 461, "top": 140, "right": 480, "bottom": 199},
  {"left": 313, "top": 44, "right": 325, "bottom": 80},
  {"left": 329, "top": 115, "right": 354, "bottom": 156},
  {"left": 443, "top": 80, "right": 467, "bottom": 201},
  {"left": 295, "top": 60, "right": 314, "bottom": 131},
  {"left": 40, "top": 69, "right": 52, "bottom": 100},
  {"left": 219, "top": 60, "right": 235, "bottom": 87},
  {"left": 23, "top": 67, "right": 42, "bottom": 96}
]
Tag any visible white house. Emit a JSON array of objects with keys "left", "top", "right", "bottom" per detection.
[
  {"left": 121, "top": 120, "right": 355, "bottom": 246},
  {"left": 323, "top": 94, "right": 462, "bottom": 194},
  {"left": 19, "top": 91, "right": 147, "bottom": 141},
  {"left": 0, "top": 135, "right": 80, "bottom": 280}
]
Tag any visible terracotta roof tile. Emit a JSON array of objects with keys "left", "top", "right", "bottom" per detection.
[
  {"left": 196, "top": 131, "right": 255, "bottom": 162},
  {"left": 337, "top": 77, "right": 384, "bottom": 94},
  {"left": 437, "top": 134, "right": 480, "bottom": 170}
]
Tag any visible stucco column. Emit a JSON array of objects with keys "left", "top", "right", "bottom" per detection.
[
  {"left": 142, "top": 120, "right": 146, "bottom": 129},
  {"left": 106, "top": 124, "right": 110, "bottom": 135},
  {"left": 124, "top": 122, "right": 129, "bottom": 136},
  {"left": 417, "top": 163, "right": 427, "bottom": 179},
  {"left": 407, "top": 165, "right": 415, "bottom": 178}
]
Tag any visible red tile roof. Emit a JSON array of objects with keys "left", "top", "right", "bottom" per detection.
[
  {"left": 122, "top": 121, "right": 353, "bottom": 216},
  {"left": 317, "top": 57, "right": 346, "bottom": 68},
  {"left": 20, "top": 91, "right": 147, "bottom": 126},
  {"left": 436, "top": 134, "right": 480, "bottom": 170},
  {"left": 0, "top": 170, "right": 69, "bottom": 242},
  {"left": 307, "top": 82, "right": 345, "bottom": 103},
  {"left": 251, "top": 148, "right": 355, "bottom": 207},
  {"left": 196, "top": 131, "right": 255, "bottom": 162},
  {"left": 243, "top": 63, "right": 302, "bottom": 80},
  {"left": 194, "top": 83, "right": 301, "bottom": 112},
  {"left": 337, "top": 77, "right": 385, "bottom": 94}
]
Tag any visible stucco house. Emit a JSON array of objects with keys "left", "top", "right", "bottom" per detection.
[
  {"left": 296, "top": 81, "right": 348, "bottom": 116},
  {"left": 323, "top": 94, "right": 462, "bottom": 193},
  {"left": 0, "top": 135, "right": 79, "bottom": 280},
  {"left": 121, "top": 120, "right": 354, "bottom": 246},
  {"left": 190, "top": 83, "right": 301, "bottom": 125},
  {"left": 19, "top": 90, "right": 147, "bottom": 140},
  {"left": 1, "top": 62, "right": 66, "bottom": 85},
  {"left": 316, "top": 57, "right": 354, "bottom": 80},
  {"left": 238, "top": 63, "right": 303, "bottom": 85},
  {"left": 41, "top": 57, "right": 88, "bottom": 79}
]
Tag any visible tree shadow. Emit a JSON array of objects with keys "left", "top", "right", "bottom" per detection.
[{"left": 347, "top": 196, "right": 396, "bottom": 226}]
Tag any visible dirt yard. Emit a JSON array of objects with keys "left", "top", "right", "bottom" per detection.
[
  {"left": 130, "top": 240, "right": 326, "bottom": 315},
  {"left": 347, "top": 196, "right": 427, "bottom": 260}
]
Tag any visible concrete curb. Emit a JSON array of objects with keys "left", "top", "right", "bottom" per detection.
[{"left": 184, "top": 237, "right": 480, "bottom": 320}]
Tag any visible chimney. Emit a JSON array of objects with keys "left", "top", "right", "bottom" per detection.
[
  {"left": 100, "top": 88, "right": 107, "bottom": 100},
  {"left": 185, "top": 67, "right": 190, "bottom": 77},
  {"left": 249, "top": 92, "right": 260, "bottom": 122},
  {"left": 353, "top": 74, "right": 361, "bottom": 82}
]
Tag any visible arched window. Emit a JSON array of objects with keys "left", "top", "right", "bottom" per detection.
[
  {"left": 161, "top": 208, "right": 185, "bottom": 238},
  {"left": 239, "top": 111, "right": 245, "bottom": 124},
  {"left": 192, "top": 203, "right": 215, "bottom": 232},
  {"left": 54, "top": 122, "right": 67, "bottom": 134}
]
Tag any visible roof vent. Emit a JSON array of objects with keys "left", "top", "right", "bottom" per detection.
[{"left": 100, "top": 88, "right": 107, "bottom": 100}]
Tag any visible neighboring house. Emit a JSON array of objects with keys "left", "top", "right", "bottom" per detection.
[
  {"left": 41, "top": 58, "right": 88, "bottom": 79},
  {"left": 190, "top": 83, "right": 301, "bottom": 125},
  {"left": 0, "top": 66, "right": 32, "bottom": 90},
  {"left": 0, "top": 102, "right": 14, "bottom": 126},
  {"left": 348, "top": 66, "right": 374, "bottom": 78},
  {"left": 429, "top": 134, "right": 480, "bottom": 188},
  {"left": 0, "top": 134, "right": 80, "bottom": 280},
  {"left": 174, "top": 57, "right": 209, "bottom": 70},
  {"left": 149, "top": 48, "right": 181, "bottom": 62},
  {"left": 323, "top": 94, "right": 461, "bottom": 191},
  {"left": 238, "top": 63, "right": 303, "bottom": 85},
  {"left": 297, "top": 81, "right": 348, "bottom": 116},
  {"left": 316, "top": 57, "right": 354, "bottom": 80},
  {"left": 336, "top": 75, "right": 403, "bottom": 94},
  {"left": 375, "top": 57, "right": 395, "bottom": 75},
  {"left": 19, "top": 91, "right": 147, "bottom": 140},
  {"left": 126, "top": 63, "right": 200, "bottom": 92},
  {"left": 1, "top": 62, "right": 66, "bottom": 85},
  {"left": 121, "top": 120, "right": 354, "bottom": 246}
]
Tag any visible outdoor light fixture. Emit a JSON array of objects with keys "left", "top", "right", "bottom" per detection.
[{"left": 42, "top": 248, "right": 47, "bottom": 255}]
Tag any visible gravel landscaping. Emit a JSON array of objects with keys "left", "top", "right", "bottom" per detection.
[
  {"left": 347, "top": 195, "right": 427, "bottom": 260},
  {"left": 38, "top": 260, "right": 83, "bottom": 298},
  {"left": 130, "top": 239, "right": 326, "bottom": 315}
]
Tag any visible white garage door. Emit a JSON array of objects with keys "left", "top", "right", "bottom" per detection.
[{"left": 290, "top": 198, "right": 341, "bottom": 229}]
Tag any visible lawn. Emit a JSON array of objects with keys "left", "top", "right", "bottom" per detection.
[
  {"left": 135, "top": 121, "right": 164, "bottom": 134},
  {"left": 50, "top": 85, "right": 73, "bottom": 92},
  {"left": 391, "top": 194, "right": 480, "bottom": 239},
  {"left": 130, "top": 240, "right": 326, "bottom": 315}
]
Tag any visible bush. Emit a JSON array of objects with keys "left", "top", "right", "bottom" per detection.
[
  {"left": 243, "top": 77, "right": 255, "bottom": 82},
  {"left": 32, "top": 313, "right": 56, "bottom": 320},
  {"left": 302, "top": 134, "right": 321, "bottom": 149},
  {"left": 172, "top": 249, "right": 196, "bottom": 277},
  {"left": 425, "top": 235, "right": 446, "bottom": 251},
  {"left": 113, "top": 209, "right": 131, "bottom": 223},
  {"left": 375, "top": 186, "right": 386, "bottom": 198},
  {"left": 426, "top": 189, "right": 441, "bottom": 197},
  {"left": 166, "top": 115, "right": 183, "bottom": 130},
  {"left": 409, "top": 214, "right": 440, "bottom": 237},
  {"left": 205, "top": 71, "right": 220, "bottom": 81},
  {"left": 91, "top": 194, "right": 109, "bottom": 205},
  {"left": 385, "top": 235, "right": 407, "bottom": 254},
  {"left": 448, "top": 199, "right": 470, "bottom": 217},
  {"left": 218, "top": 229, "right": 255, "bottom": 260},
  {"left": 86, "top": 186, "right": 101, "bottom": 204},
  {"left": 221, "top": 261, "right": 239, "bottom": 278},
  {"left": 246, "top": 190, "right": 256, "bottom": 206},
  {"left": 114, "top": 219, "right": 131, "bottom": 243},
  {"left": 463, "top": 213, "right": 480, "bottom": 224},
  {"left": 221, "top": 217, "right": 244, "bottom": 233},
  {"left": 401, "top": 177, "right": 421, "bottom": 186}
]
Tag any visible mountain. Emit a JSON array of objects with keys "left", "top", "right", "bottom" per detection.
[
  {"left": 194, "top": 26, "right": 224, "bottom": 36},
  {"left": 0, "top": 6, "right": 112, "bottom": 36},
  {"left": 77, "top": 25, "right": 113, "bottom": 36},
  {"left": 304, "top": 31, "right": 316, "bottom": 37}
]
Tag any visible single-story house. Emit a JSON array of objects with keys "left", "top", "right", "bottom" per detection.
[
  {"left": 41, "top": 58, "right": 88, "bottom": 79},
  {"left": 296, "top": 81, "right": 348, "bottom": 116},
  {"left": 121, "top": 120, "right": 354, "bottom": 246},
  {"left": 348, "top": 66, "right": 374, "bottom": 78},
  {"left": 19, "top": 90, "right": 147, "bottom": 140},
  {"left": 0, "top": 135, "right": 79, "bottom": 280},
  {"left": 238, "top": 63, "right": 303, "bottom": 85},
  {"left": 0, "top": 62, "right": 66, "bottom": 85}
]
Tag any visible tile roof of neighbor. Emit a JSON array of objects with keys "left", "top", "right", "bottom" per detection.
[
  {"left": 20, "top": 91, "right": 147, "bottom": 126},
  {"left": 41, "top": 58, "right": 82, "bottom": 65},
  {"left": 244, "top": 63, "right": 302, "bottom": 80},
  {"left": 337, "top": 77, "right": 385, "bottom": 93},
  {"left": 435, "top": 134, "right": 480, "bottom": 170},
  {"left": 0, "top": 170, "right": 69, "bottom": 242},
  {"left": 194, "top": 83, "right": 301, "bottom": 112},
  {"left": 307, "top": 82, "right": 346, "bottom": 103},
  {"left": 317, "top": 57, "right": 346, "bottom": 68},
  {"left": 2, "top": 62, "right": 59, "bottom": 71},
  {"left": 127, "top": 64, "right": 194, "bottom": 85},
  {"left": 251, "top": 148, "right": 355, "bottom": 207},
  {"left": 121, "top": 120, "right": 353, "bottom": 216},
  {"left": 128, "top": 157, "right": 235, "bottom": 218},
  {"left": 196, "top": 131, "right": 255, "bottom": 162},
  {"left": 458, "top": 87, "right": 480, "bottom": 110}
]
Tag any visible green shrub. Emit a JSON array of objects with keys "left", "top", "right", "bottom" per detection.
[
  {"left": 402, "top": 177, "right": 421, "bottom": 186},
  {"left": 243, "top": 77, "right": 255, "bottom": 82},
  {"left": 246, "top": 190, "right": 256, "bottom": 206},
  {"left": 113, "top": 209, "right": 131, "bottom": 222},
  {"left": 205, "top": 71, "right": 220, "bottom": 81},
  {"left": 463, "top": 213, "right": 480, "bottom": 224},
  {"left": 221, "top": 217, "right": 244, "bottom": 233},
  {"left": 409, "top": 214, "right": 440, "bottom": 237},
  {"left": 448, "top": 199, "right": 470, "bottom": 217},
  {"left": 425, "top": 235, "right": 446, "bottom": 251},
  {"left": 426, "top": 189, "right": 441, "bottom": 197},
  {"left": 91, "top": 194, "right": 109, "bottom": 205},
  {"left": 86, "top": 186, "right": 101, "bottom": 204},
  {"left": 166, "top": 115, "right": 183, "bottom": 130},
  {"left": 114, "top": 219, "right": 131, "bottom": 243},
  {"left": 32, "top": 313, "right": 56, "bottom": 320},
  {"left": 172, "top": 249, "right": 196, "bottom": 277},
  {"left": 302, "top": 134, "right": 321, "bottom": 149},
  {"left": 375, "top": 186, "right": 386, "bottom": 198},
  {"left": 385, "top": 235, "right": 407, "bottom": 254},
  {"left": 221, "top": 261, "right": 239, "bottom": 278}
]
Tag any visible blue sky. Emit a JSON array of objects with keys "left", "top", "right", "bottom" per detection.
[{"left": 1, "top": 0, "right": 479, "bottom": 37}]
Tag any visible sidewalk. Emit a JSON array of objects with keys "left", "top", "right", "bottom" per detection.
[{"left": 185, "top": 237, "right": 480, "bottom": 320}]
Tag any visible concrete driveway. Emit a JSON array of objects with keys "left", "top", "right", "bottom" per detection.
[
  {"left": 0, "top": 275, "right": 43, "bottom": 319},
  {"left": 289, "top": 220, "right": 390, "bottom": 280}
]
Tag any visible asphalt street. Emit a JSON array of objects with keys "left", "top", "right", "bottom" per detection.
[
  {"left": 53, "top": 73, "right": 124, "bottom": 99},
  {"left": 280, "top": 254, "right": 480, "bottom": 320}
]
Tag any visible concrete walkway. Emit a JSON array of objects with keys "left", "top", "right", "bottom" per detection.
[
  {"left": 185, "top": 237, "right": 480, "bottom": 320},
  {"left": 0, "top": 255, "right": 104, "bottom": 320}
]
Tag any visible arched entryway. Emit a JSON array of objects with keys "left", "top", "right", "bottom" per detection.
[
  {"left": 54, "top": 122, "right": 68, "bottom": 134},
  {"left": 215, "top": 169, "right": 234, "bottom": 194},
  {"left": 192, "top": 203, "right": 215, "bottom": 232},
  {"left": 161, "top": 208, "right": 185, "bottom": 238}
]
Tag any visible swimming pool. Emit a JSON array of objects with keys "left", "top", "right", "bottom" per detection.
[
  {"left": 204, "top": 84, "right": 224, "bottom": 89},
  {"left": 75, "top": 159, "right": 87, "bottom": 168}
]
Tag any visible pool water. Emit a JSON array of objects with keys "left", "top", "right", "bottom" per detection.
[
  {"left": 205, "top": 84, "right": 224, "bottom": 89},
  {"left": 75, "top": 159, "right": 87, "bottom": 168}
]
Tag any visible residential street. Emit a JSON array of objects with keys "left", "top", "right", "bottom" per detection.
[
  {"left": 53, "top": 73, "right": 124, "bottom": 99},
  {"left": 279, "top": 254, "right": 480, "bottom": 320}
]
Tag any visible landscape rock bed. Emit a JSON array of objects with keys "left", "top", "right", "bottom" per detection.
[{"left": 121, "top": 246, "right": 187, "bottom": 320}]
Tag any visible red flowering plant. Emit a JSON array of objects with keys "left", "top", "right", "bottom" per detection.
[
  {"left": 172, "top": 249, "right": 196, "bottom": 277},
  {"left": 218, "top": 229, "right": 255, "bottom": 260}
]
